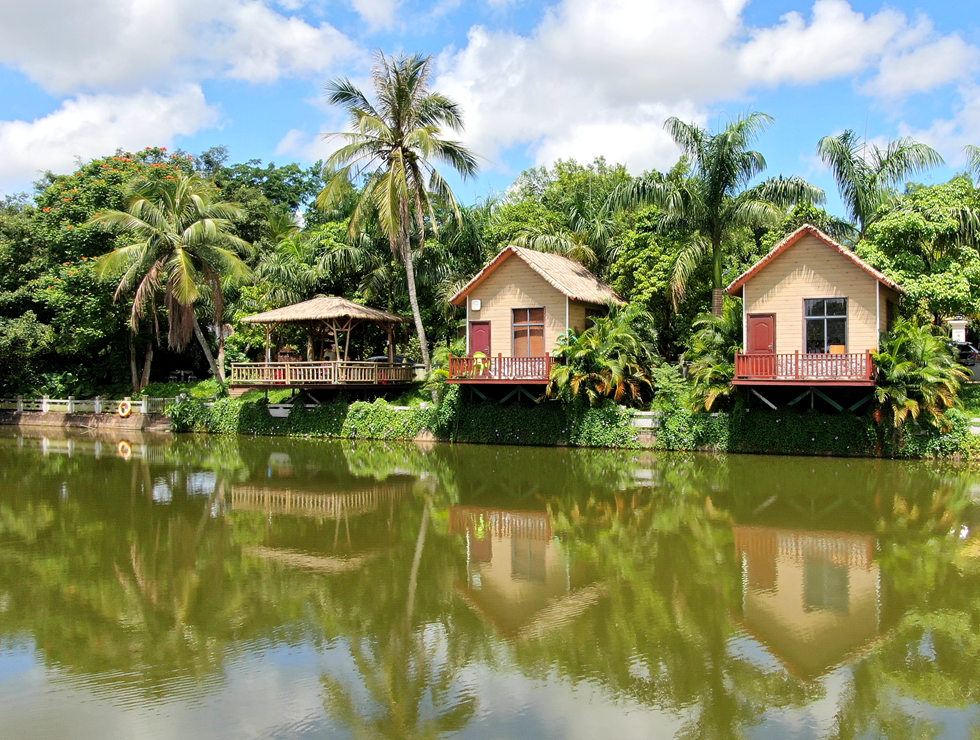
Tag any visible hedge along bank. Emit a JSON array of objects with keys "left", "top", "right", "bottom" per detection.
[{"left": 167, "top": 386, "right": 974, "bottom": 458}]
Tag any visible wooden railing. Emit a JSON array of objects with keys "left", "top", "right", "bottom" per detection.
[
  {"left": 229, "top": 361, "right": 415, "bottom": 386},
  {"left": 447, "top": 355, "right": 553, "bottom": 381},
  {"left": 734, "top": 351, "right": 874, "bottom": 382}
]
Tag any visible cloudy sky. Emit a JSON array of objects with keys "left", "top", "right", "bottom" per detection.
[{"left": 1, "top": 0, "right": 978, "bottom": 214}]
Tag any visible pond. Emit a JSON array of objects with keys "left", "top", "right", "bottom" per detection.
[{"left": 1, "top": 427, "right": 979, "bottom": 738}]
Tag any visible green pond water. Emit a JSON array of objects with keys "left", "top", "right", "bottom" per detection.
[{"left": 1, "top": 427, "right": 979, "bottom": 738}]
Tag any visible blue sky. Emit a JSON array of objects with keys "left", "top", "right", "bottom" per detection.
[{"left": 1, "top": 0, "right": 979, "bottom": 219}]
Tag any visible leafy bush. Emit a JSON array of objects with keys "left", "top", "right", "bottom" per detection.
[
  {"left": 683, "top": 298, "right": 742, "bottom": 410},
  {"left": 874, "top": 319, "right": 968, "bottom": 430},
  {"left": 546, "top": 302, "right": 658, "bottom": 407}
]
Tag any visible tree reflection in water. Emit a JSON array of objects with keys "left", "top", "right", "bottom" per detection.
[{"left": 0, "top": 428, "right": 979, "bottom": 736}]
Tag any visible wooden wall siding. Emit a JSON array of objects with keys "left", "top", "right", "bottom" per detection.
[
  {"left": 568, "top": 301, "right": 588, "bottom": 335},
  {"left": 467, "top": 256, "right": 569, "bottom": 356},
  {"left": 744, "top": 234, "right": 882, "bottom": 354}
]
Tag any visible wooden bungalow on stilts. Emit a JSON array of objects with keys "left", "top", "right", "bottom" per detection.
[{"left": 229, "top": 296, "right": 416, "bottom": 392}]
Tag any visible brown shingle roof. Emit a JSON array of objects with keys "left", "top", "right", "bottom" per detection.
[
  {"left": 241, "top": 296, "right": 408, "bottom": 325},
  {"left": 726, "top": 224, "right": 903, "bottom": 296},
  {"left": 450, "top": 245, "right": 624, "bottom": 306}
]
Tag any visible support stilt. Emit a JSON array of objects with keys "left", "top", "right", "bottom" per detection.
[
  {"left": 811, "top": 387, "right": 844, "bottom": 411},
  {"left": 750, "top": 388, "right": 778, "bottom": 410}
]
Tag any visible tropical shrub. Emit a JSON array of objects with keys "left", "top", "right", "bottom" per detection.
[
  {"left": 873, "top": 319, "right": 968, "bottom": 430},
  {"left": 683, "top": 299, "right": 742, "bottom": 410},
  {"left": 546, "top": 303, "right": 658, "bottom": 407}
]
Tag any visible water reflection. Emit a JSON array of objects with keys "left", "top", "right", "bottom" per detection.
[
  {"left": 1, "top": 427, "right": 979, "bottom": 737},
  {"left": 734, "top": 526, "right": 880, "bottom": 679}
]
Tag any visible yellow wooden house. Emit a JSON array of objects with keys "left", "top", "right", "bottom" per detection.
[
  {"left": 726, "top": 224, "right": 903, "bottom": 387},
  {"left": 448, "top": 246, "right": 622, "bottom": 384}
]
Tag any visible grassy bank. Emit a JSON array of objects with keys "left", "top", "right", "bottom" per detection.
[{"left": 168, "top": 385, "right": 975, "bottom": 458}]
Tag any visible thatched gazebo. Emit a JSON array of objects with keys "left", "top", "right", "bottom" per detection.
[{"left": 241, "top": 296, "right": 408, "bottom": 363}]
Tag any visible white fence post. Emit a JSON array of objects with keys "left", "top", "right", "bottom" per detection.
[
  {"left": 16, "top": 396, "right": 23, "bottom": 413},
  {"left": 67, "top": 395, "right": 75, "bottom": 413},
  {"left": 94, "top": 397, "right": 102, "bottom": 414},
  {"left": 41, "top": 396, "right": 48, "bottom": 413},
  {"left": 141, "top": 397, "right": 148, "bottom": 414}
]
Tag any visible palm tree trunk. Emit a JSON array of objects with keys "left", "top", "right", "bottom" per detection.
[
  {"left": 405, "top": 501, "right": 430, "bottom": 626},
  {"left": 139, "top": 341, "right": 153, "bottom": 390},
  {"left": 215, "top": 324, "right": 227, "bottom": 383},
  {"left": 128, "top": 330, "right": 139, "bottom": 394},
  {"left": 711, "top": 235, "right": 724, "bottom": 317},
  {"left": 192, "top": 315, "right": 221, "bottom": 380},
  {"left": 403, "top": 245, "right": 431, "bottom": 371}
]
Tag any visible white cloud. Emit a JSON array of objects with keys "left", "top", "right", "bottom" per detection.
[
  {"left": 218, "top": 2, "right": 360, "bottom": 83},
  {"left": 862, "top": 35, "right": 980, "bottom": 99},
  {"left": 900, "top": 84, "right": 980, "bottom": 165},
  {"left": 349, "top": 0, "right": 399, "bottom": 30},
  {"left": 0, "top": 0, "right": 359, "bottom": 93},
  {"left": 432, "top": 0, "right": 980, "bottom": 175},
  {"left": 0, "top": 87, "right": 219, "bottom": 190},
  {"left": 274, "top": 128, "right": 338, "bottom": 162},
  {"left": 737, "top": 0, "right": 907, "bottom": 86}
]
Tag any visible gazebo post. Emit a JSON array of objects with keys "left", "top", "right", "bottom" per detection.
[
  {"left": 344, "top": 319, "right": 354, "bottom": 362},
  {"left": 386, "top": 324, "right": 395, "bottom": 363},
  {"left": 264, "top": 325, "right": 271, "bottom": 364}
]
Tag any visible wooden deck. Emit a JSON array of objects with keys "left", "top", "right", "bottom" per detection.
[
  {"left": 229, "top": 361, "right": 415, "bottom": 387},
  {"left": 447, "top": 355, "right": 553, "bottom": 384},
  {"left": 733, "top": 351, "right": 875, "bottom": 386}
]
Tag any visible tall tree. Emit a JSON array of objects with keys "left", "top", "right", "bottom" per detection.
[
  {"left": 614, "top": 113, "right": 822, "bottom": 315},
  {"left": 93, "top": 173, "right": 251, "bottom": 384},
  {"left": 318, "top": 51, "right": 479, "bottom": 370},
  {"left": 817, "top": 129, "right": 943, "bottom": 239}
]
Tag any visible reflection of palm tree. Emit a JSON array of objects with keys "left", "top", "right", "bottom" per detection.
[{"left": 322, "top": 629, "right": 476, "bottom": 738}]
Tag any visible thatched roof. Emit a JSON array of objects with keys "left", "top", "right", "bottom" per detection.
[
  {"left": 450, "top": 245, "right": 623, "bottom": 307},
  {"left": 241, "top": 296, "right": 408, "bottom": 325}
]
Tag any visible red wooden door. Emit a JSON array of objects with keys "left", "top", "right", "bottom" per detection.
[
  {"left": 746, "top": 314, "right": 775, "bottom": 377},
  {"left": 469, "top": 321, "right": 491, "bottom": 355}
]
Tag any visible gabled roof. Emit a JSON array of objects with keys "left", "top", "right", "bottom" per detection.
[
  {"left": 450, "top": 245, "right": 624, "bottom": 307},
  {"left": 241, "top": 295, "right": 407, "bottom": 325},
  {"left": 725, "top": 224, "right": 903, "bottom": 296}
]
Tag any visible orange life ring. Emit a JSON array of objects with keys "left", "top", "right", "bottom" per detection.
[
  {"left": 117, "top": 440, "right": 132, "bottom": 459},
  {"left": 117, "top": 400, "right": 132, "bottom": 418}
]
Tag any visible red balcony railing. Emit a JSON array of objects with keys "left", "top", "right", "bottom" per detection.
[
  {"left": 448, "top": 355, "right": 553, "bottom": 382},
  {"left": 734, "top": 351, "right": 874, "bottom": 383}
]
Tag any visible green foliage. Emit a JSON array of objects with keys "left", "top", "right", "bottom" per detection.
[
  {"left": 614, "top": 113, "right": 823, "bottom": 301},
  {"left": 873, "top": 319, "right": 968, "bottom": 430},
  {"left": 683, "top": 299, "right": 742, "bottom": 410},
  {"left": 546, "top": 303, "right": 658, "bottom": 407},
  {"left": 167, "top": 386, "right": 638, "bottom": 449},
  {"left": 858, "top": 176, "right": 980, "bottom": 321},
  {"left": 650, "top": 363, "right": 690, "bottom": 411},
  {"left": 817, "top": 129, "right": 943, "bottom": 237},
  {"left": 0, "top": 312, "right": 53, "bottom": 390}
]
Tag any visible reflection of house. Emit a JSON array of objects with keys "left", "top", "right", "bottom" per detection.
[
  {"left": 230, "top": 481, "right": 411, "bottom": 519},
  {"left": 451, "top": 506, "right": 601, "bottom": 638},
  {"left": 734, "top": 526, "right": 880, "bottom": 679},
  {"left": 726, "top": 224, "right": 902, "bottom": 386},
  {"left": 447, "top": 246, "right": 622, "bottom": 384}
]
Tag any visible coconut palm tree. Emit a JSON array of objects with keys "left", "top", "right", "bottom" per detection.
[
  {"left": 318, "top": 52, "right": 479, "bottom": 370},
  {"left": 817, "top": 130, "right": 944, "bottom": 239},
  {"left": 94, "top": 173, "right": 251, "bottom": 383},
  {"left": 515, "top": 200, "right": 618, "bottom": 274},
  {"left": 613, "top": 112, "right": 823, "bottom": 315}
]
